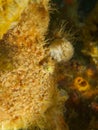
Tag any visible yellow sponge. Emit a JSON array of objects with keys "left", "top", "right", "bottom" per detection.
[{"left": 0, "top": 0, "right": 29, "bottom": 39}]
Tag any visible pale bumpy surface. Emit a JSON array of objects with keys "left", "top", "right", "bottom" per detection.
[
  {"left": 0, "top": 1, "right": 59, "bottom": 130},
  {"left": 50, "top": 38, "right": 74, "bottom": 62}
]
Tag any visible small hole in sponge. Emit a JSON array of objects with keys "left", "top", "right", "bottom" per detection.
[{"left": 79, "top": 81, "right": 87, "bottom": 87}]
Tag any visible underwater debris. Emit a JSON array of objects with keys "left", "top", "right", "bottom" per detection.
[
  {"left": 81, "top": 1, "right": 98, "bottom": 67},
  {"left": 86, "top": 66, "right": 95, "bottom": 77},
  {"left": 82, "top": 42, "right": 98, "bottom": 67},
  {"left": 88, "top": 117, "right": 98, "bottom": 130},
  {"left": 91, "top": 102, "right": 98, "bottom": 112}
]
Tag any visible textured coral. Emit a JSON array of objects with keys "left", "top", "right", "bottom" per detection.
[{"left": 0, "top": 1, "right": 66, "bottom": 130}]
